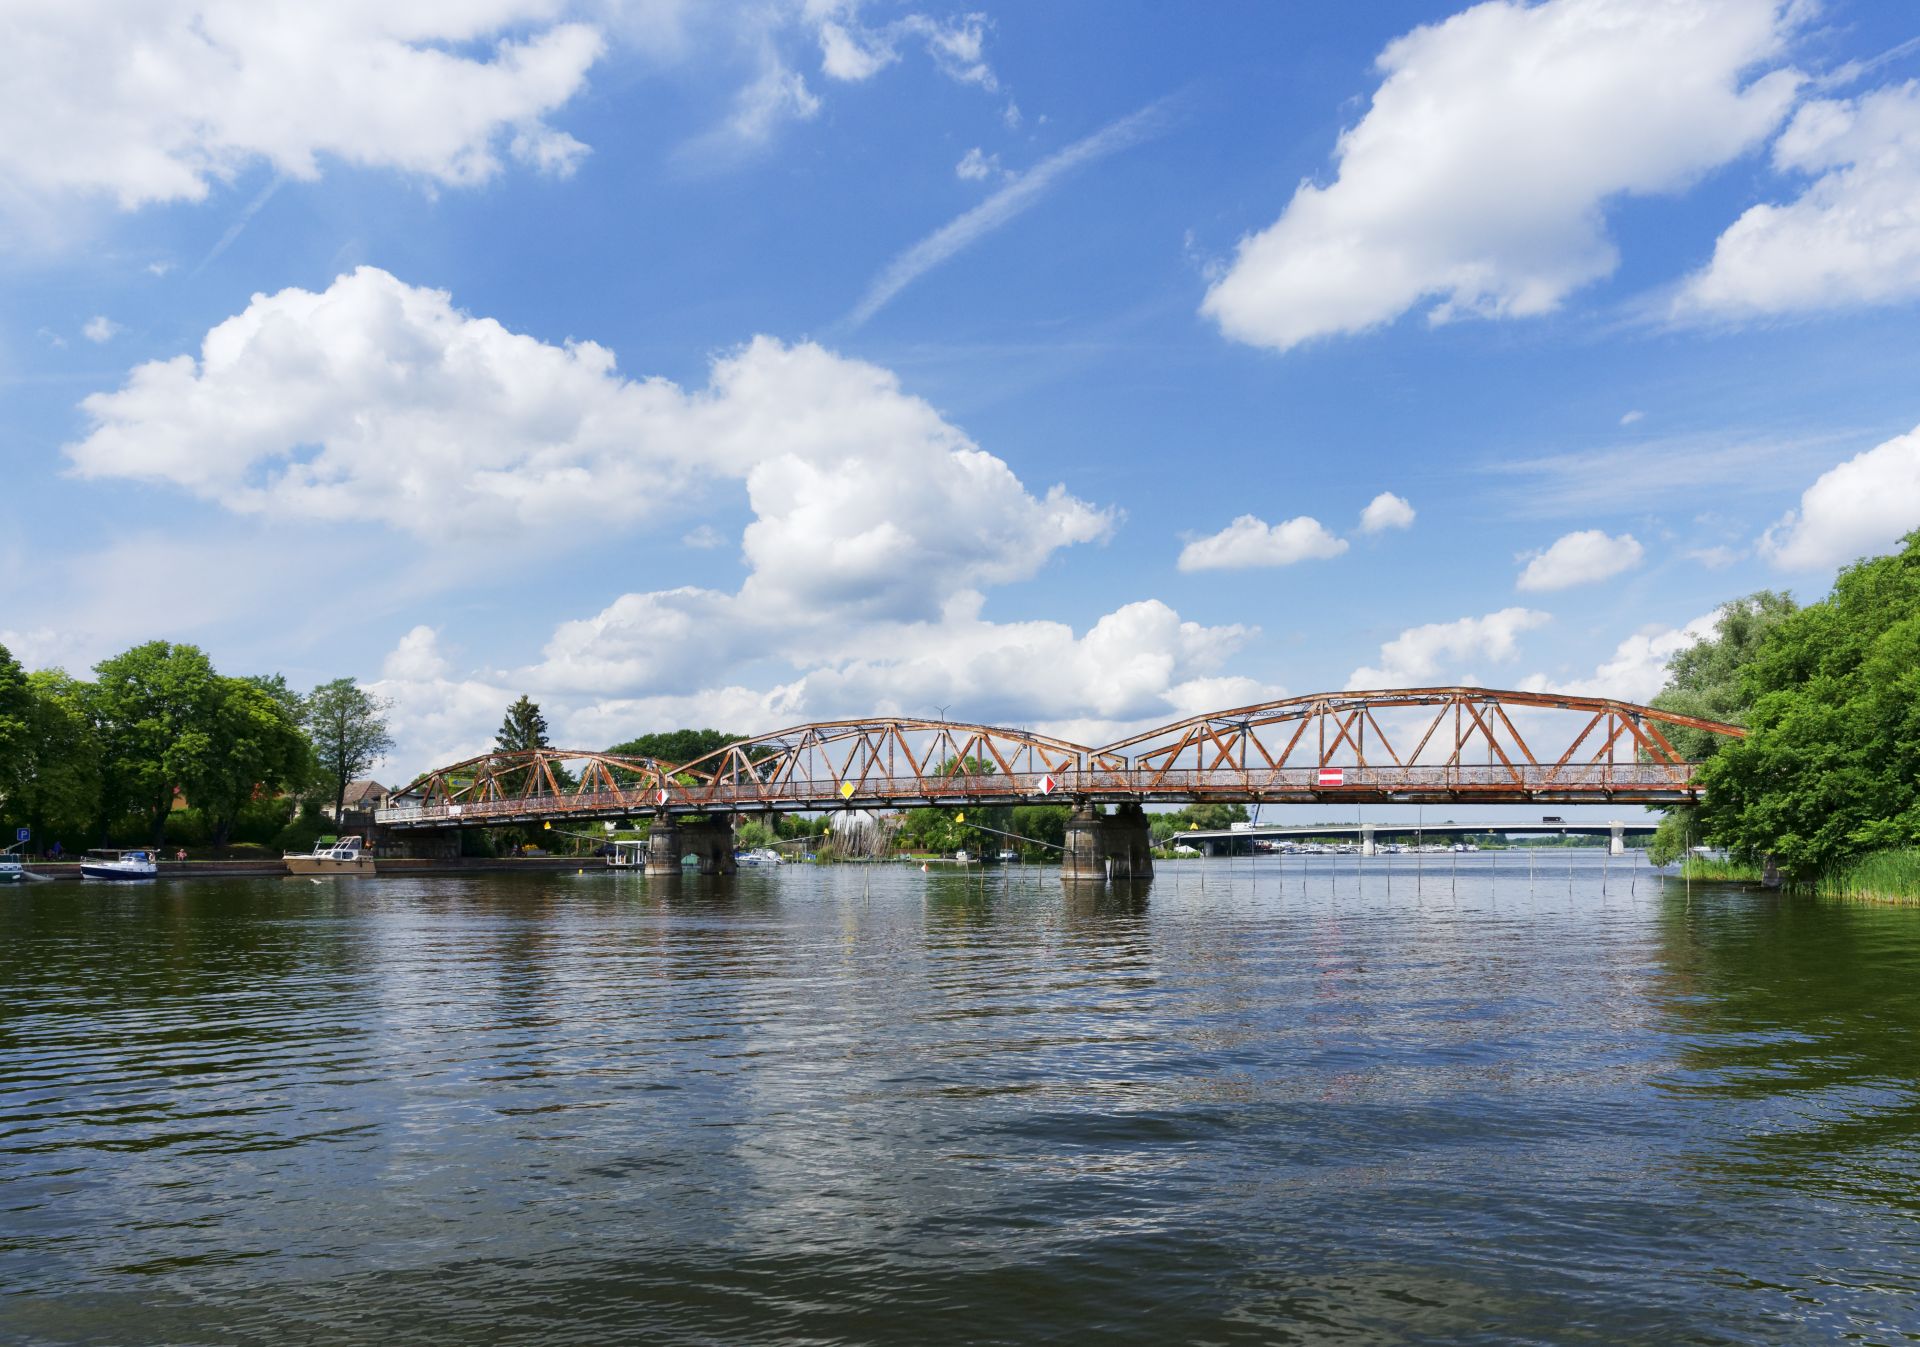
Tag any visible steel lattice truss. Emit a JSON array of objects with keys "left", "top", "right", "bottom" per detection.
[
  {"left": 397, "top": 748, "right": 681, "bottom": 819},
  {"left": 377, "top": 687, "right": 1745, "bottom": 829}
]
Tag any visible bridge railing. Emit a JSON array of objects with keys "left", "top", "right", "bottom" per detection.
[{"left": 374, "top": 762, "right": 1699, "bottom": 826}]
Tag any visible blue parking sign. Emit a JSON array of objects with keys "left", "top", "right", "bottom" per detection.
[{"left": 14, "top": 828, "right": 28, "bottom": 843}]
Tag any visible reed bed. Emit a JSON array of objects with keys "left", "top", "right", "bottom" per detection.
[
  {"left": 1679, "top": 855, "right": 1764, "bottom": 883},
  {"left": 1817, "top": 849, "right": 1920, "bottom": 904}
]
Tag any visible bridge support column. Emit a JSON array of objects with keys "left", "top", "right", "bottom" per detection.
[
  {"left": 685, "top": 818, "right": 738, "bottom": 876},
  {"left": 645, "top": 819, "right": 683, "bottom": 875},
  {"left": 1360, "top": 824, "right": 1377, "bottom": 858},
  {"left": 646, "top": 817, "right": 738, "bottom": 875},
  {"left": 1610, "top": 822, "right": 1626, "bottom": 856},
  {"left": 1062, "top": 805, "right": 1153, "bottom": 883}
]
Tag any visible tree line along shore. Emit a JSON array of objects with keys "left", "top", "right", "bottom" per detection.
[{"left": 1648, "top": 530, "right": 1920, "bottom": 902}]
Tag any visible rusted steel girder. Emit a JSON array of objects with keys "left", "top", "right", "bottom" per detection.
[
  {"left": 392, "top": 748, "right": 681, "bottom": 819},
  {"left": 375, "top": 689, "right": 1746, "bottom": 829}
]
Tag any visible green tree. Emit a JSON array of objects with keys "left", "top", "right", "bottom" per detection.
[
  {"left": 496, "top": 695, "right": 552, "bottom": 755},
  {"left": 91, "top": 641, "right": 224, "bottom": 845},
  {"left": 1692, "top": 533, "right": 1920, "bottom": 882},
  {"left": 11, "top": 671, "right": 103, "bottom": 847},
  {"left": 0, "top": 643, "right": 31, "bottom": 826},
  {"left": 494, "top": 694, "right": 556, "bottom": 800},
  {"left": 736, "top": 818, "right": 777, "bottom": 850},
  {"left": 245, "top": 672, "right": 306, "bottom": 722},
  {"left": 192, "top": 678, "right": 314, "bottom": 848},
  {"left": 1647, "top": 592, "right": 1799, "bottom": 865},
  {"left": 607, "top": 728, "right": 740, "bottom": 766},
  {"left": 305, "top": 678, "right": 395, "bottom": 823},
  {"left": 1011, "top": 804, "right": 1071, "bottom": 854}
]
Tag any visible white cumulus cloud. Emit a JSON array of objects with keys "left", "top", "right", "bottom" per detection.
[
  {"left": 381, "top": 624, "right": 451, "bottom": 682},
  {"left": 955, "top": 147, "right": 1001, "bottom": 181},
  {"left": 1759, "top": 422, "right": 1920, "bottom": 569},
  {"left": 82, "top": 316, "right": 121, "bottom": 344},
  {"left": 66, "top": 267, "right": 1113, "bottom": 621},
  {"left": 1523, "top": 610, "right": 1718, "bottom": 704},
  {"left": 1201, "top": 0, "right": 1800, "bottom": 351},
  {"left": 1358, "top": 491, "right": 1415, "bottom": 533},
  {"left": 370, "top": 594, "right": 1268, "bottom": 777},
  {"left": 1677, "top": 80, "right": 1920, "bottom": 319},
  {"left": 0, "top": 3, "right": 602, "bottom": 216},
  {"left": 1349, "top": 608, "right": 1551, "bottom": 688},
  {"left": 1516, "top": 529, "right": 1645, "bottom": 591},
  {"left": 812, "top": 8, "right": 996, "bottom": 88},
  {"left": 1177, "top": 514, "right": 1348, "bottom": 572}
]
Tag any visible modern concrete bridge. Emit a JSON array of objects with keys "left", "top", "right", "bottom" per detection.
[
  {"left": 374, "top": 687, "right": 1738, "bottom": 880},
  {"left": 1176, "top": 819, "right": 1658, "bottom": 857}
]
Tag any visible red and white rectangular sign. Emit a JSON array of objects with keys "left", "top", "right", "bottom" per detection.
[{"left": 1317, "top": 767, "right": 1345, "bottom": 787}]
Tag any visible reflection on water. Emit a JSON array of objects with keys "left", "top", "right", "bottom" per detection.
[{"left": 5, "top": 854, "right": 1920, "bottom": 1343}]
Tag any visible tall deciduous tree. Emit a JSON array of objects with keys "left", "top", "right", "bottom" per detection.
[
  {"left": 0, "top": 643, "right": 31, "bottom": 813},
  {"left": 1647, "top": 592, "right": 1799, "bottom": 864},
  {"left": 91, "top": 641, "right": 223, "bottom": 844},
  {"left": 305, "top": 678, "right": 394, "bottom": 823},
  {"left": 15, "top": 671, "right": 103, "bottom": 846},
  {"left": 193, "top": 678, "right": 314, "bottom": 848},
  {"left": 1697, "top": 533, "right": 1920, "bottom": 881},
  {"left": 606, "top": 728, "right": 739, "bottom": 765}
]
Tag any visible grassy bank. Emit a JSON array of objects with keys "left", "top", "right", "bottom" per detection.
[
  {"left": 1678, "top": 855, "right": 1765, "bottom": 883},
  {"left": 1816, "top": 850, "right": 1920, "bottom": 904}
]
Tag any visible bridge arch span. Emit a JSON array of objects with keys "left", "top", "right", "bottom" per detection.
[{"left": 376, "top": 688, "right": 1746, "bottom": 829}]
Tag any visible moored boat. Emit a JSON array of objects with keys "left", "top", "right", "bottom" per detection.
[
  {"left": 81, "top": 849, "right": 158, "bottom": 881},
  {"left": 0, "top": 846, "right": 24, "bottom": 884},
  {"left": 285, "top": 836, "right": 375, "bottom": 876}
]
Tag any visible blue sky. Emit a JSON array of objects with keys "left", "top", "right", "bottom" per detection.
[{"left": 5, "top": 0, "right": 1920, "bottom": 780}]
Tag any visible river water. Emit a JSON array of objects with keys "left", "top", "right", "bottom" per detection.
[{"left": 5, "top": 854, "right": 1920, "bottom": 1345}]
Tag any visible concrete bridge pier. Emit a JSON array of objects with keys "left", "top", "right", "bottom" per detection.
[
  {"left": 1063, "top": 804, "right": 1154, "bottom": 882},
  {"left": 644, "top": 819, "right": 683, "bottom": 875},
  {"left": 1610, "top": 822, "right": 1626, "bottom": 856},
  {"left": 1360, "top": 825, "right": 1377, "bottom": 858},
  {"left": 647, "top": 816, "right": 737, "bottom": 876}
]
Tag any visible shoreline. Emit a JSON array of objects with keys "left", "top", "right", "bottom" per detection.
[{"left": 14, "top": 857, "right": 610, "bottom": 883}]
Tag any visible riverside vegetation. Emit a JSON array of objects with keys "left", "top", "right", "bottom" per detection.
[
  {"left": 1651, "top": 529, "right": 1920, "bottom": 901},
  {"left": 0, "top": 640, "right": 393, "bottom": 855}
]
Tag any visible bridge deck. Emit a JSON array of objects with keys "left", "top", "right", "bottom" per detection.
[
  {"left": 376, "top": 688, "right": 1737, "bottom": 832},
  {"left": 376, "top": 768, "right": 1698, "bottom": 829},
  {"left": 1178, "top": 820, "right": 1658, "bottom": 843}
]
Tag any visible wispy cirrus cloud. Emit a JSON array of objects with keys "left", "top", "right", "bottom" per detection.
[
  {"left": 845, "top": 98, "right": 1173, "bottom": 328},
  {"left": 1481, "top": 429, "right": 1861, "bottom": 517}
]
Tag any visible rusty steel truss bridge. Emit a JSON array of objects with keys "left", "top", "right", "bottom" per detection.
[{"left": 374, "top": 687, "right": 1742, "bottom": 832}]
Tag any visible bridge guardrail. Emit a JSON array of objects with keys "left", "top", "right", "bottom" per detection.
[{"left": 374, "top": 762, "right": 1699, "bottom": 827}]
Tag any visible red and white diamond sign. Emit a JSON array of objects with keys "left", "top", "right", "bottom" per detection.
[
  {"left": 1038, "top": 774, "right": 1056, "bottom": 795},
  {"left": 655, "top": 788, "right": 670, "bottom": 805},
  {"left": 1317, "top": 767, "right": 1345, "bottom": 787}
]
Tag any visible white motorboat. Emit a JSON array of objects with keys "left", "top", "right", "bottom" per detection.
[
  {"left": 0, "top": 845, "right": 24, "bottom": 884},
  {"left": 607, "top": 839, "right": 647, "bottom": 869},
  {"left": 736, "top": 848, "right": 781, "bottom": 866},
  {"left": 284, "top": 836, "right": 375, "bottom": 876},
  {"left": 80, "top": 848, "right": 158, "bottom": 881}
]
